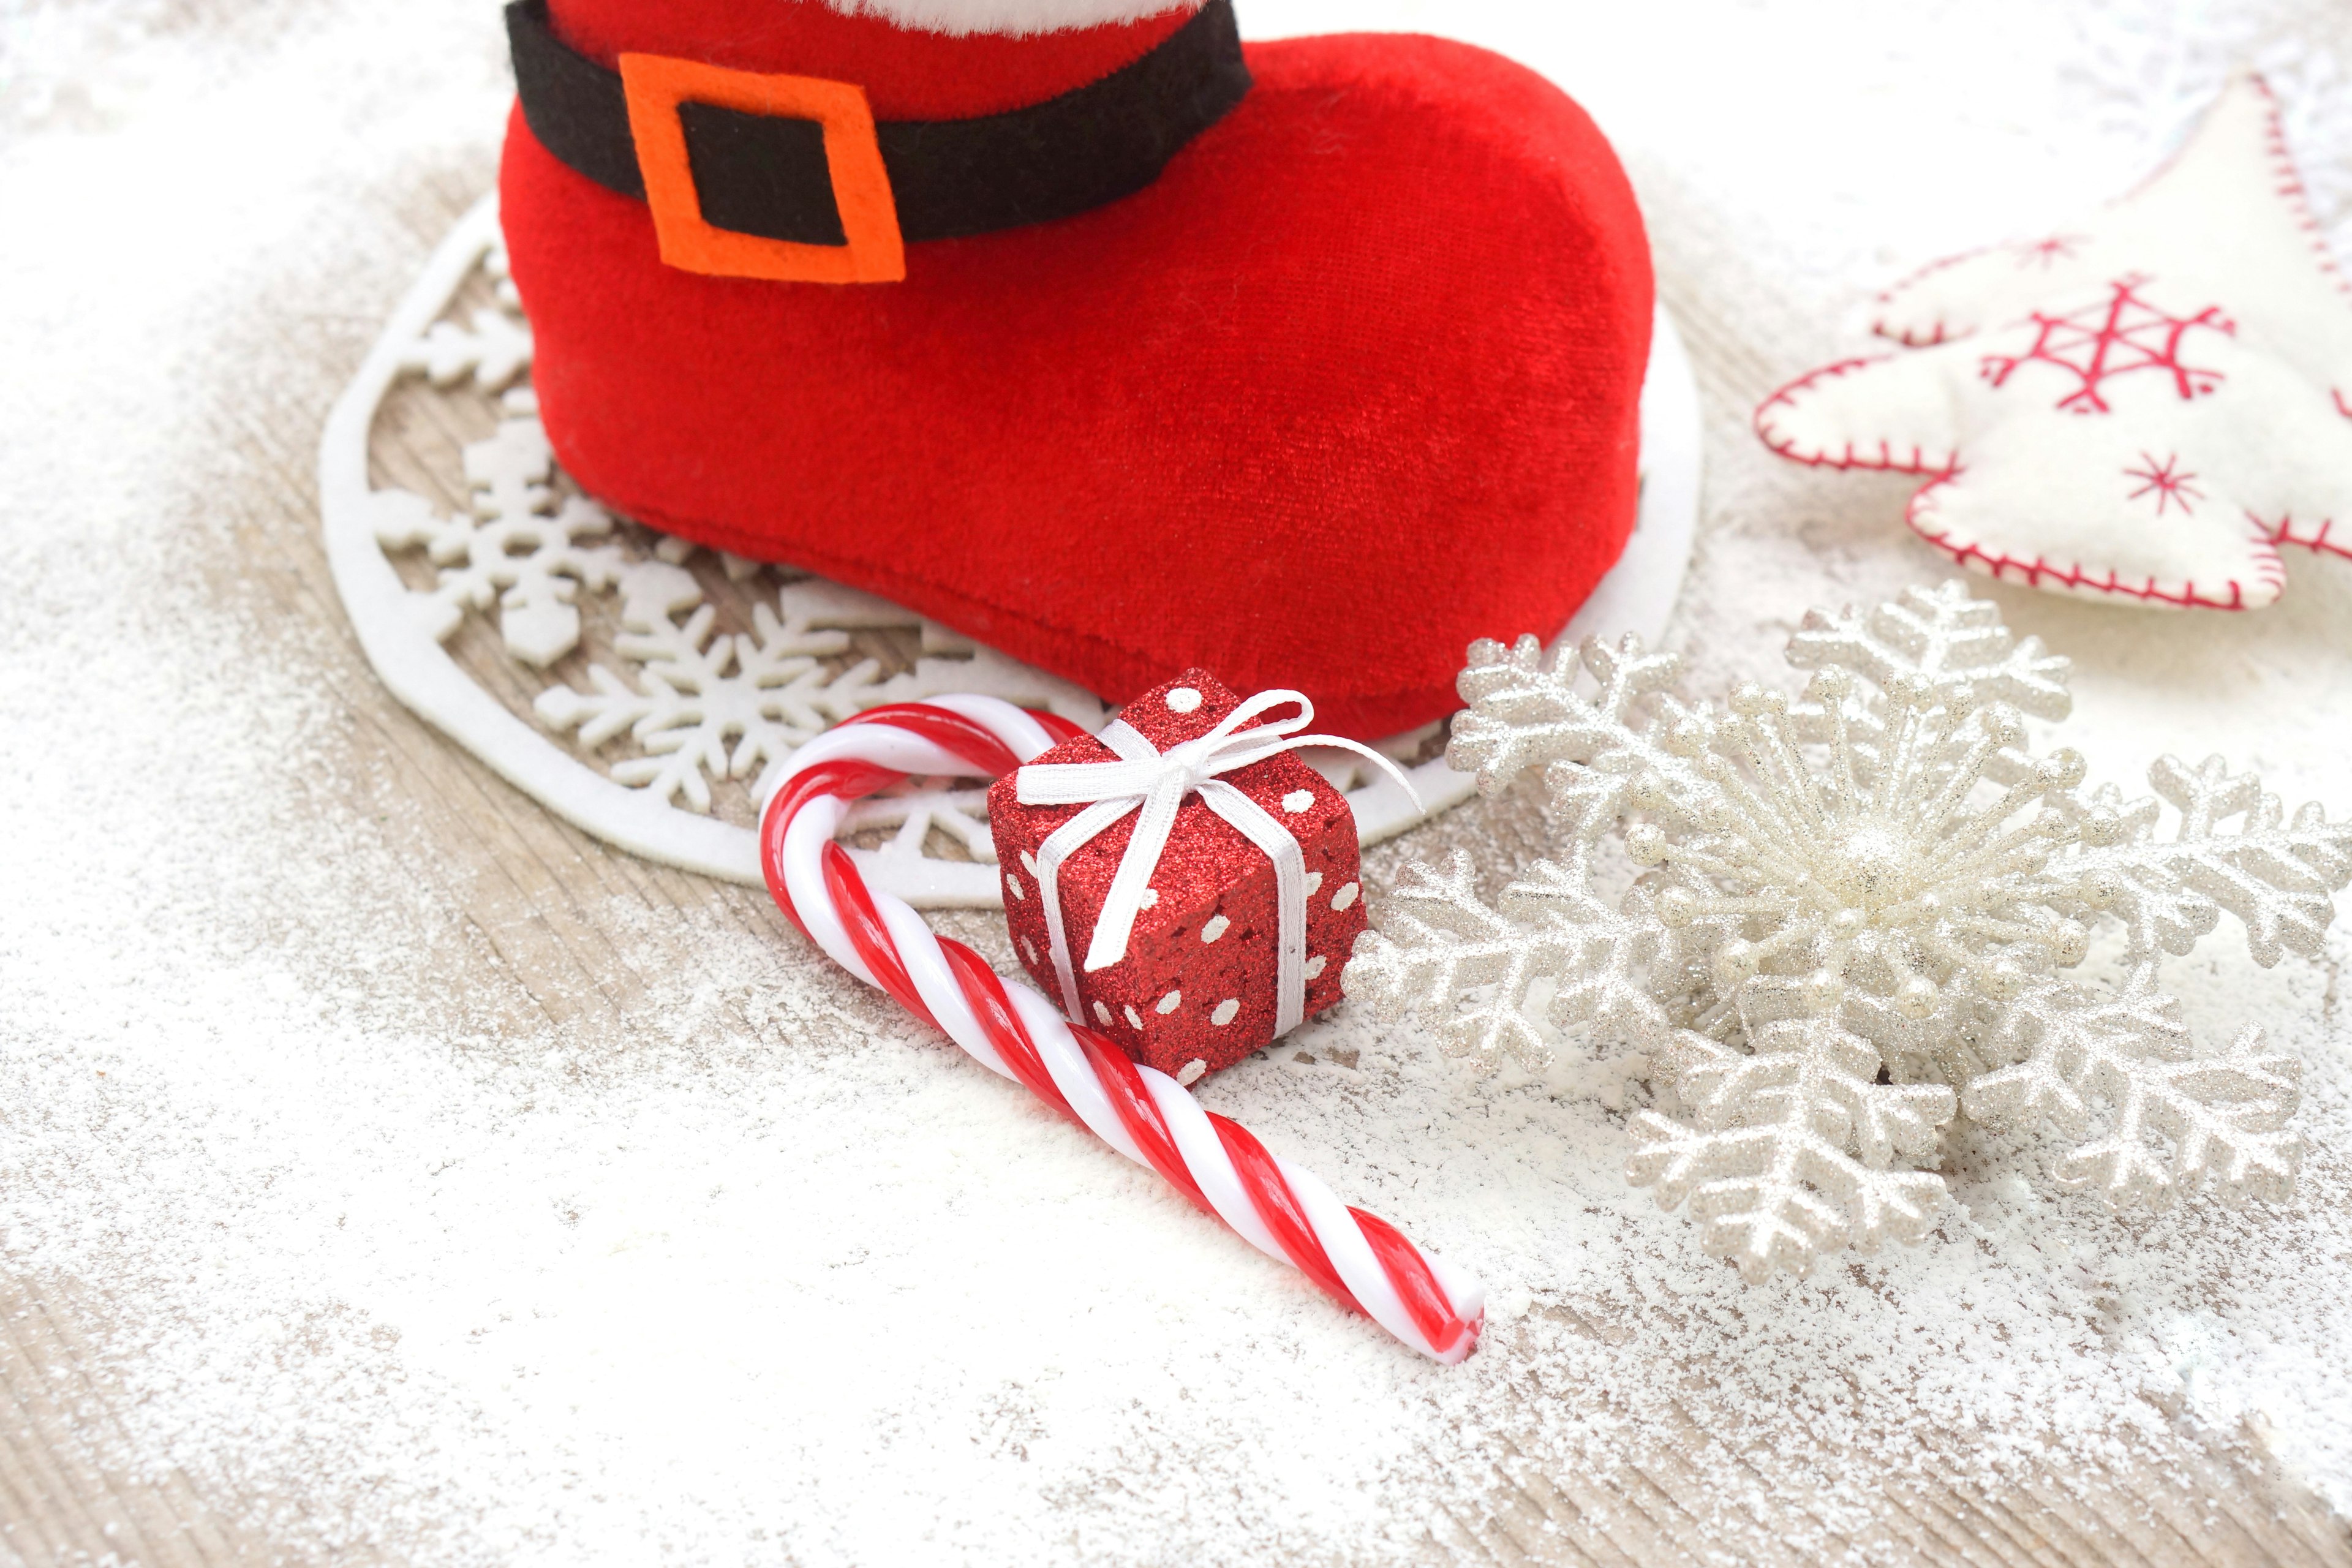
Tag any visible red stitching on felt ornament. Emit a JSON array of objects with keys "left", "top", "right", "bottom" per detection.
[
  {"left": 2015, "top": 233, "right": 2087, "bottom": 270},
  {"left": 1751, "top": 355, "right": 1959, "bottom": 476},
  {"left": 1869, "top": 236, "right": 2094, "bottom": 345},
  {"left": 1883, "top": 322, "right": 1958, "bottom": 349},
  {"left": 1770, "top": 76, "right": 2350, "bottom": 616},
  {"left": 1871, "top": 245, "right": 1992, "bottom": 345},
  {"left": 2258, "top": 510, "right": 2352, "bottom": 562},
  {"left": 1978, "top": 277, "right": 2231, "bottom": 413},
  {"left": 2252, "top": 75, "right": 2352, "bottom": 304},
  {"left": 1869, "top": 75, "right": 2352, "bottom": 351},
  {"left": 2124, "top": 451, "right": 2204, "bottom": 516},
  {"left": 1904, "top": 472, "right": 2277, "bottom": 609}
]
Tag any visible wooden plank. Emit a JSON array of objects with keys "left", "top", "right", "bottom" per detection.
[{"left": 1, "top": 1275, "right": 286, "bottom": 1568}]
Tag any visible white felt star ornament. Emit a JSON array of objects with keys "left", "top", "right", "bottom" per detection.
[{"left": 1757, "top": 75, "right": 2352, "bottom": 609}]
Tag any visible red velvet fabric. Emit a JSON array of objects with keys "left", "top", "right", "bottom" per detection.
[{"left": 500, "top": 4, "right": 1654, "bottom": 739}]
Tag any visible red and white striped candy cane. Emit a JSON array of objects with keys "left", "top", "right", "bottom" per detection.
[{"left": 759, "top": 695, "right": 1483, "bottom": 1363}]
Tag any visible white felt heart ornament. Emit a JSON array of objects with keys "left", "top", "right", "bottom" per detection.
[{"left": 1756, "top": 74, "right": 2352, "bottom": 609}]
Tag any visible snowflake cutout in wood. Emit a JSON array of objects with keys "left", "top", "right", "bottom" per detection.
[
  {"left": 1755, "top": 74, "right": 2352, "bottom": 610},
  {"left": 1345, "top": 582, "right": 2352, "bottom": 1281}
]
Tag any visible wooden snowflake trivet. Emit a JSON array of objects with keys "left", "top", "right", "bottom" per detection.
[
  {"left": 1346, "top": 582, "right": 2352, "bottom": 1281},
  {"left": 1756, "top": 74, "right": 2352, "bottom": 611},
  {"left": 320, "top": 196, "right": 1702, "bottom": 903}
]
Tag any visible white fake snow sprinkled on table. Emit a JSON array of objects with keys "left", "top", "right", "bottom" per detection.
[{"left": 3, "top": 0, "right": 2351, "bottom": 1564}]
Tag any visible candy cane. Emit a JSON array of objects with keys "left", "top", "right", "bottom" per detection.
[{"left": 758, "top": 696, "right": 1483, "bottom": 1363}]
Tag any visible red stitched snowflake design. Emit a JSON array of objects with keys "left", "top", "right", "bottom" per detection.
[
  {"left": 2124, "top": 451, "right": 2204, "bottom": 515},
  {"left": 2013, "top": 234, "right": 2087, "bottom": 269},
  {"left": 1980, "top": 277, "right": 2233, "bottom": 413}
]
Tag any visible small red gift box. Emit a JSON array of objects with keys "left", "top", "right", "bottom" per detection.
[{"left": 986, "top": 670, "right": 1368, "bottom": 1082}]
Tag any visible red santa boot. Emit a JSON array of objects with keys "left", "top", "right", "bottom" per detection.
[{"left": 498, "top": 0, "right": 1653, "bottom": 739}]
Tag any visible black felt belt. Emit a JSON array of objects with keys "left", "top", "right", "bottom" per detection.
[{"left": 506, "top": 0, "right": 1251, "bottom": 248}]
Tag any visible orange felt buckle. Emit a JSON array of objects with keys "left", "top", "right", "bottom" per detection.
[{"left": 617, "top": 53, "right": 906, "bottom": 285}]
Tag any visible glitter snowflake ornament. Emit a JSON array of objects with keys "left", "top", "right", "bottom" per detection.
[
  {"left": 1755, "top": 74, "right": 2352, "bottom": 610},
  {"left": 1345, "top": 582, "right": 2352, "bottom": 1280}
]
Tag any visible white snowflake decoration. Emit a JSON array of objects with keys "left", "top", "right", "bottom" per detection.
[
  {"left": 533, "top": 562, "right": 882, "bottom": 810},
  {"left": 1345, "top": 582, "right": 2352, "bottom": 1280},
  {"left": 371, "top": 414, "right": 625, "bottom": 668}
]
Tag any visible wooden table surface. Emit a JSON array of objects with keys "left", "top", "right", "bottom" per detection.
[{"left": 6, "top": 1, "right": 2350, "bottom": 1562}]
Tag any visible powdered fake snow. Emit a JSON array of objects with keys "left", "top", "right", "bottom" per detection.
[{"left": 2, "top": 0, "right": 2349, "bottom": 1563}]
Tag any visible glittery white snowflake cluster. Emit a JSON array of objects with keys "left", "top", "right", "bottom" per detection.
[{"left": 1345, "top": 582, "right": 2352, "bottom": 1280}]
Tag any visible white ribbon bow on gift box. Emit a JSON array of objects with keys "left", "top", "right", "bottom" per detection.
[{"left": 1016, "top": 687, "right": 1419, "bottom": 1036}]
